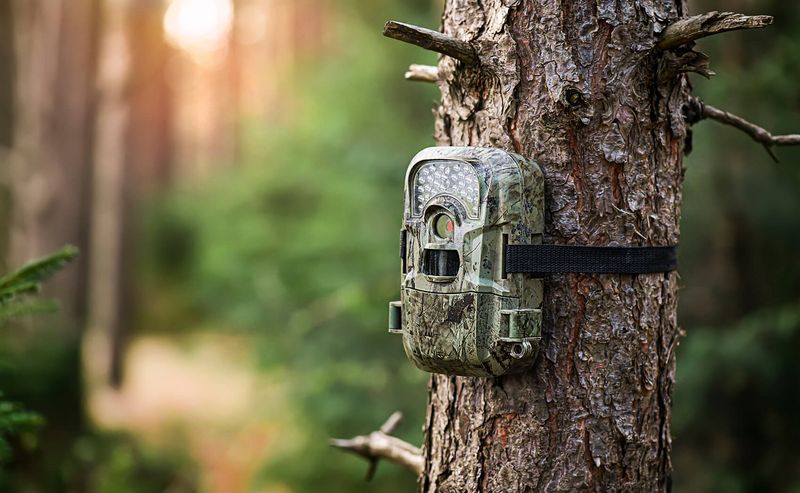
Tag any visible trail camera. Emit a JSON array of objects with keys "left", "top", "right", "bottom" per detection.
[
  {"left": 387, "top": 147, "right": 679, "bottom": 378},
  {"left": 388, "top": 147, "right": 544, "bottom": 377}
]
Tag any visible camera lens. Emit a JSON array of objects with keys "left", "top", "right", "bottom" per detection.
[{"left": 433, "top": 214, "right": 454, "bottom": 240}]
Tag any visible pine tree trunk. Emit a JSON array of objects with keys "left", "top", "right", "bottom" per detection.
[
  {"left": 0, "top": 0, "right": 15, "bottom": 266},
  {"left": 5, "top": 0, "right": 98, "bottom": 328},
  {"left": 85, "top": 0, "right": 132, "bottom": 389},
  {"left": 422, "top": 1, "right": 688, "bottom": 491}
]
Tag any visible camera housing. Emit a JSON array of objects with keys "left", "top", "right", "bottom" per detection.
[{"left": 388, "top": 147, "right": 544, "bottom": 377}]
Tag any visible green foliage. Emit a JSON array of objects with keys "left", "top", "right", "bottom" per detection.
[
  {"left": 0, "top": 396, "right": 42, "bottom": 463},
  {"left": 673, "top": 303, "right": 800, "bottom": 493},
  {"left": 0, "top": 426, "right": 199, "bottom": 493},
  {"left": 0, "top": 246, "right": 79, "bottom": 325},
  {"left": 0, "top": 245, "right": 77, "bottom": 466},
  {"left": 61, "top": 433, "right": 198, "bottom": 493},
  {"left": 0, "top": 247, "right": 190, "bottom": 492}
]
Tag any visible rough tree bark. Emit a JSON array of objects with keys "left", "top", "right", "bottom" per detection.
[{"left": 421, "top": 1, "right": 687, "bottom": 491}]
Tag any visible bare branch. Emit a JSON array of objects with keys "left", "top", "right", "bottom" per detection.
[
  {"left": 405, "top": 64, "right": 439, "bottom": 83},
  {"left": 687, "top": 97, "right": 800, "bottom": 162},
  {"left": 379, "top": 411, "right": 403, "bottom": 434},
  {"left": 330, "top": 412, "right": 423, "bottom": 481},
  {"left": 383, "top": 21, "right": 479, "bottom": 66},
  {"left": 658, "top": 11, "right": 773, "bottom": 50}
]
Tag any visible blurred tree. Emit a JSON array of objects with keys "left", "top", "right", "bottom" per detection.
[
  {"left": 87, "top": 0, "right": 137, "bottom": 391},
  {"left": 4, "top": 0, "right": 98, "bottom": 327},
  {"left": 0, "top": 0, "right": 14, "bottom": 268}
]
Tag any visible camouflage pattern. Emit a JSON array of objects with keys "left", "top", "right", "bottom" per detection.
[{"left": 389, "top": 147, "right": 544, "bottom": 377}]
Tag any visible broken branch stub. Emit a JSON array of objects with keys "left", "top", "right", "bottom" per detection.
[
  {"left": 658, "top": 11, "right": 773, "bottom": 50},
  {"left": 383, "top": 20, "right": 479, "bottom": 66},
  {"left": 405, "top": 64, "right": 439, "bottom": 83}
]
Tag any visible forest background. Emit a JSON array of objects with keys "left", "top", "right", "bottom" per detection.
[{"left": 0, "top": 0, "right": 798, "bottom": 491}]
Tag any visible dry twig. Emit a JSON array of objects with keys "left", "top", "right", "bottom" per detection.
[
  {"left": 687, "top": 97, "right": 800, "bottom": 162},
  {"left": 330, "top": 411, "right": 423, "bottom": 481},
  {"left": 405, "top": 64, "right": 439, "bottom": 83},
  {"left": 383, "top": 21, "right": 479, "bottom": 66},
  {"left": 658, "top": 11, "right": 773, "bottom": 50}
]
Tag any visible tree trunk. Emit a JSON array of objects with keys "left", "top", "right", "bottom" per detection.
[
  {"left": 423, "top": 1, "right": 688, "bottom": 491},
  {"left": 85, "top": 0, "right": 132, "bottom": 389},
  {"left": 0, "top": 0, "right": 16, "bottom": 267},
  {"left": 4, "top": 0, "right": 98, "bottom": 328}
]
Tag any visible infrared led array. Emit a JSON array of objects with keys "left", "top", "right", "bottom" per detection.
[{"left": 412, "top": 160, "right": 479, "bottom": 217}]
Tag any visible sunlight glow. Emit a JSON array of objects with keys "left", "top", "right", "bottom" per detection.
[{"left": 164, "top": 0, "right": 234, "bottom": 63}]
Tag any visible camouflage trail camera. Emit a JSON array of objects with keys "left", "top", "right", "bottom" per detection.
[
  {"left": 388, "top": 146, "right": 678, "bottom": 378},
  {"left": 388, "top": 147, "right": 544, "bottom": 377}
]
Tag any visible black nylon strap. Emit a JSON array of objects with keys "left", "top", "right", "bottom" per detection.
[{"left": 505, "top": 244, "right": 677, "bottom": 275}]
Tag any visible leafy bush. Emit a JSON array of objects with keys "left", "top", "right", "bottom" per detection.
[{"left": 673, "top": 303, "right": 800, "bottom": 492}]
